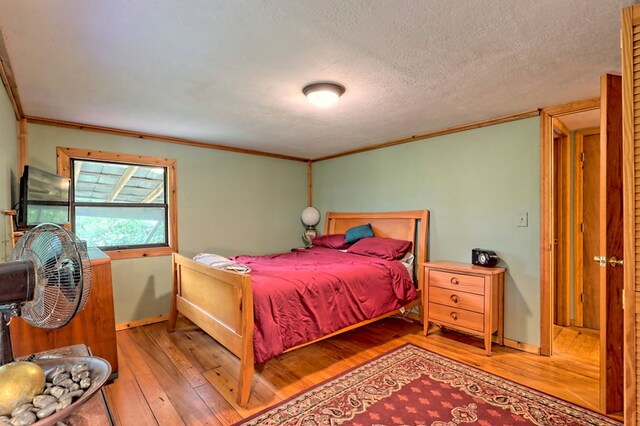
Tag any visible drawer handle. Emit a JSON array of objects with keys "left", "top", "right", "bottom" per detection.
[
  {"left": 450, "top": 277, "right": 459, "bottom": 285},
  {"left": 450, "top": 295, "right": 459, "bottom": 303},
  {"left": 450, "top": 312, "right": 458, "bottom": 321}
]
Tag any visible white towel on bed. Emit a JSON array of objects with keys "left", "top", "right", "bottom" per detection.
[{"left": 193, "top": 253, "right": 252, "bottom": 274}]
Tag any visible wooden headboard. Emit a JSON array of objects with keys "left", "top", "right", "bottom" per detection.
[{"left": 324, "top": 210, "right": 430, "bottom": 292}]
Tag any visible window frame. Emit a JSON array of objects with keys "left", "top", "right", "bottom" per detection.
[{"left": 57, "top": 147, "right": 178, "bottom": 260}]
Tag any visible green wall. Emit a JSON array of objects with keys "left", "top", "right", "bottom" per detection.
[
  {"left": 313, "top": 117, "right": 541, "bottom": 346},
  {"left": 0, "top": 88, "right": 17, "bottom": 262},
  {"left": 27, "top": 124, "right": 308, "bottom": 323}
]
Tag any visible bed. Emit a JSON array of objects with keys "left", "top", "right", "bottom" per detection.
[{"left": 167, "top": 210, "right": 429, "bottom": 405}]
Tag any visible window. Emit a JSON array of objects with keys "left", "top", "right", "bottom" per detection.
[{"left": 57, "top": 147, "right": 177, "bottom": 260}]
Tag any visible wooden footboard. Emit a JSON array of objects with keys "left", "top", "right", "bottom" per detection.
[{"left": 167, "top": 253, "right": 255, "bottom": 406}]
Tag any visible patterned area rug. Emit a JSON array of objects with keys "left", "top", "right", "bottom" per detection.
[{"left": 236, "top": 344, "right": 620, "bottom": 426}]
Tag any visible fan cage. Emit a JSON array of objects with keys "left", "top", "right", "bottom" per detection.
[{"left": 12, "top": 224, "right": 92, "bottom": 329}]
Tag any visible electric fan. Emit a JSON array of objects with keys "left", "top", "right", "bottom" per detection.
[{"left": 0, "top": 224, "right": 92, "bottom": 365}]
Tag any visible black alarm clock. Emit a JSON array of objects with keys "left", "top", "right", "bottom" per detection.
[{"left": 472, "top": 248, "right": 499, "bottom": 267}]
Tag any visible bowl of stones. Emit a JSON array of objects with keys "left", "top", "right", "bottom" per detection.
[{"left": 3, "top": 356, "right": 111, "bottom": 426}]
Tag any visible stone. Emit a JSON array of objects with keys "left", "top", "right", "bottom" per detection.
[
  {"left": 36, "top": 402, "right": 57, "bottom": 419},
  {"left": 55, "top": 398, "right": 71, "bottom": 412},
  {"left": 72, "top": 371, "right": 90, "bottom": 382},
  {"left": 79, "top": 378, "right": 91, "bottom": 389},
  {"left": 31, "top": 395, "right": 56, "bottom": 409},
  {"left": 70, "top": 364, "right": 88, "bottom": 375},
  {"left": 51, "top": 373, "right": 70, "bottom": 386},
  {"left": 46, "top": 366, "right": 66, "bottom": 382},
  {"left": 9, "top": 405, "right": 31, "bottom": 418},
  {"left": 8, "top": 410, "right": 36, "bottom": 426},
  {"left": 56, "top": 379, "right": 75, "bottom": 389},
  {"left": 50, "top": 387, "right": 67, "bottom": 400}
]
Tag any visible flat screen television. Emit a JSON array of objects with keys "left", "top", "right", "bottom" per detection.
[{"left": 16, "top": 165, "right": 71, "bottom": 230}]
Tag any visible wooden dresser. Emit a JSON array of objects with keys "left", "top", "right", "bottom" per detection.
[
  {"left": 10, "top": 248, "right": 119, "bottom": 379},
  {"left": 423, "top": 261, "right": 505, "bottom": 355}
]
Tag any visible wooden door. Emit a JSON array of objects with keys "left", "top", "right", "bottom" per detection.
[
  {"left": 574, "top": 129, "right": 601, "bottom": 330},
  {"left": 598, "top": 73, "right": 624, "bottom": 414},
  {"left": 621, "top": 6, "right": 638, "bottom": 423}
]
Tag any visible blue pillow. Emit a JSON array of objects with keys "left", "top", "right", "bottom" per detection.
[{"left": 345, "top": 223, "right": 374, "bottom": 244}]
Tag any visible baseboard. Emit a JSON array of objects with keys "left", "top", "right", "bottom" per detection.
[
  {"left": 116, "top": 313, "right": 169, "bottom": 331},
  {"left": 503, "top": 337, "right": 541, "bottom": 355}
]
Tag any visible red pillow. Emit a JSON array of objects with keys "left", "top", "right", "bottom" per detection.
[
  {"left": 311, "top": 233, "right": 350, "bottom": 250},
  {"left": 347, "top": 237, "right": 412, "bottom": 260}
]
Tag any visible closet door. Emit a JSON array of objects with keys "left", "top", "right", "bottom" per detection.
[
  {"left": 599, "top": 73, "right": 624, "bottom": 414},
  {"left": 622, "top": 5, "right": 638, "bottom": 424}
]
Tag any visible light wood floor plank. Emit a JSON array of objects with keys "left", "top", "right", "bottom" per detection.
[
  {"left": 126, "top": 326, "right": 218, "bottom": 425},
  {"left": 194, "top": 384, "right": 241, "bottom": 426},
  {"left": 104, "top": 344, "right": 158, "bottom": 426},
  {"left": 116, "top": 330, "right": 186, "bottom": 425}
]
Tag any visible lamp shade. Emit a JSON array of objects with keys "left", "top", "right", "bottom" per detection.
[
  {"left": 301, "top": 206, "right": 320, "bottom": 227},
  {"left": 302, "top": 83, "right": 345, "bottom": 107}
]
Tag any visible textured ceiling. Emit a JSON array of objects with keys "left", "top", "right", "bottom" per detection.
[
  {"left": 0, "top": 0, "right": 634, "bottom": 158},
  {"left": 558, "top": 109, "right": 601, "bottom": 131}
]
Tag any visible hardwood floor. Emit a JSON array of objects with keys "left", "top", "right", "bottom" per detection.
[{"left": 104, "top": 317, "right": 605, "bottom": 425}]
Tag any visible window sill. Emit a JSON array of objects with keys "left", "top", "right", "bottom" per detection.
[{"left": 103, "top": 246, "right": 175, "bottom": 260}]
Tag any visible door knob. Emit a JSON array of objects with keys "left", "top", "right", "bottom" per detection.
[
  {"left": 608, "top": 256, "right": 623, "bottom": 267},
  {"left": 593, "top": 256, "right": 623, "bottom": 267}
]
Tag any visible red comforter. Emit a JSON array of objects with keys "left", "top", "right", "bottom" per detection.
[{"left": 231, "top": 247, "right": 416, "bottom": 363}]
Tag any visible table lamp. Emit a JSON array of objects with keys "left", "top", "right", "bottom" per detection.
[{"left": 301, "top": 207, "right": 320, "bottom": 247}]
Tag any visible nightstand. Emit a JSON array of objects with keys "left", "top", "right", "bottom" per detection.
[{"left": 424, "top": 261, "right": 505, "bottom": 355}]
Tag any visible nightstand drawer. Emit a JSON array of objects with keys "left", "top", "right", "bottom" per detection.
[
  {"left": 429, "top": 270, "right": 485, "bottom": 295},
  {"left": 429, "top": 287, "right": 484, "bottom": 313},
  {"left": 429, "top": 302, "right": 484, "bottom": 332}
]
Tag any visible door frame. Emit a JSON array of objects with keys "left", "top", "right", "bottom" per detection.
[
  {"left": 540, "top": 97, "right": 600, "bottom": 356},
  {"left": 552, "top": 118, "right": 572, "bottom": 327}
]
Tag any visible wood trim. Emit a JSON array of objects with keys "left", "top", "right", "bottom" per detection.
[
  {"left": 2, "top": 210, "right": 16, "bottom": 252},
  {"left": 552, "top": 117, "right": 570, "bottom": 138},
  {"left": 0, "top": 30, "right": 23, "bottom": 119},
  {"left": 312, "top": 109, "right": 540, "bottom": 162},
  {"left": 502, "top": 337, "right": 541, "bottom": 355},
  {"left": 103, "top": 246, "right": 175, "bottom": 261},
  {"left": 575, "top": 127, "right": 601, "bottom": 137},
  {"left": 540, "top": 100, "right": 601, "bottom": 357},
  {"left": 115, "top": 314, "right": 170, "bottom": 331},
  {"left": 27, "top": 115, "right": 309, "bottom": 163},
  {"left": 57, "top": 147, "right": 177, "bottom": 171},
  {"left": 17, "top": 119, "right": 27, "bottom": 174},
  {"left": 574, "top": 131, "right": 585, "bottom": 328},
  {"left": 307, "top": 161, "right": 312, "bottom": 206},
  {"left": 621, "top": 6, "right": 637, "bottom": 424},
  {"left": 541, "top": 98, "right": 601, "bottom": 117},
  {"left": 56, "top": 147, "right": 179, "bottom": 260},
  {"left": 30, "top": 109, "right": 541, "bottom": 165},
  {"left": 540, "top": 109, "right": 553, "bottom": 357}
]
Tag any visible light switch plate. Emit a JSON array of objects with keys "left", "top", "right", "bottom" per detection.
[{"left": 518, "top": 212, "right": 528, "bottom": 227}]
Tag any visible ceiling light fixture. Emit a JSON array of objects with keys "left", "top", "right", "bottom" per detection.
[{"left": 302, "top": 82, "right": 345, "bottom": 107}]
